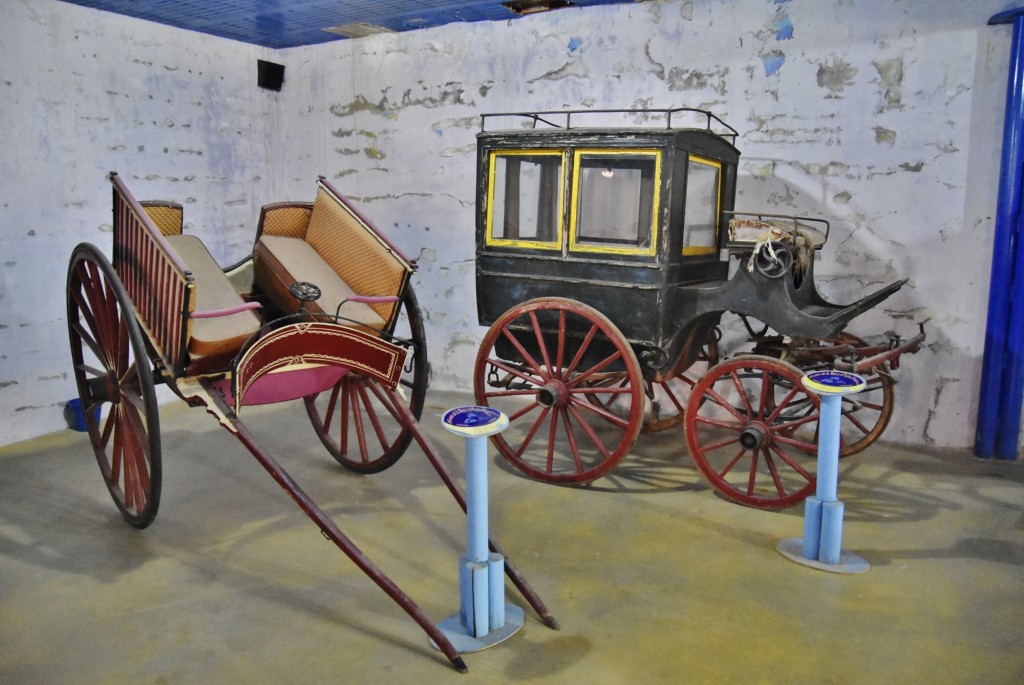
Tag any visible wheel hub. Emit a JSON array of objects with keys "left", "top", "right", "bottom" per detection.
[
  {"left": 536, "top": 380, "right": 568, "bottom": 408},
  {"left": 87, "top": 374, "right": 120, "bottom": 404},
  {"left": 739, "top": 423, "right": 769, "bottom": 449}
]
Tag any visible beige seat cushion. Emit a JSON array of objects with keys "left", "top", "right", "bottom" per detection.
[
  {"left": 164, "top": 234, "right": 261, "bottom": 357},
  {"left": 254, "top": 235, "right": 385, "bottom": 330}
]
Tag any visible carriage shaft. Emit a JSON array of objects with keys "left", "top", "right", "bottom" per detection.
[
  {"left": 833, "top": 328, "right": 926, "bottom": 374},
  {"left": 196, "top": 378, "right": 468, "bottom": 672},
  {"left": 382, "top": 386, "right": 560, "bottom": 631}
]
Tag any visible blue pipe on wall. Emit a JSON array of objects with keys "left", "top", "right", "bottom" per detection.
[
  {"left": 999, "top": 139, "right": 1024, "bottom": 458},
  {"left": 977, "top": 9, "right": 1024, "bottom": 460}
]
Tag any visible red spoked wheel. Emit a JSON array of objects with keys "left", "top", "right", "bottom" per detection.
[
  {"left": 581, "top": 331, "right": 720, "bottom": 434},
  {"left": 473, "top": 298, "right": 643, "bottom": 484},
  {"left": 305, "top": 285, "right": 429, "bottom": 473},
  {"left": 644, "top": 332, "right": 720, "bottom": 433},
  {"left": 834, "top": 367, "right": 895, "bottom": 456},
  {"left": 66, "top": 243, "right": 162, "bottom": 528},
  {"left": 780, "top": 332, "right": 896, "bottom": 457},
  {"left": 684, "top": 355, "right": 819, "bottom": 509}
]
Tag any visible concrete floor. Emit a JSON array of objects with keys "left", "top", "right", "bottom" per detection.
[{"left": 1, "top": 390, "right": 1023, "bottom": 684}]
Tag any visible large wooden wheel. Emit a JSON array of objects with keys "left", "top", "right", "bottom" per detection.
[
  {"left": 66, "top": 243, "right": 162, "bottom": 528},
  {"left": 582, "top": 331, "right": 719, "bottom": 433},
  {"left": 684, "top": 355, "right": 819, "bottom": 509},
  {"left": 644, "top": 331, "right": 720, "bottom": 433},
  {"left": 834, "top": 368, "right": 895, "bottom": 456},
  {"left": 473, "top": 297, "right": 643, "bottom": 484},
  {"left": 305, "top": 285, "right": 429, "bottom": 473},
  {"left": 779, "top": 332, "right": 896, "bottom": 457}
]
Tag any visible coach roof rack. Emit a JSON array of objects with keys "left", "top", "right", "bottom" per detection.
[{"left": 479, "top": 107, "right": 739, "bottom": 143}]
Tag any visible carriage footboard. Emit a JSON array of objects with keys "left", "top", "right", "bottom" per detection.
[
  {"left": 807, "top": 278, "right": 908, "bottom": 327},
  {"left": 223, "top": 321, "right": 407, "bottom": 414}
]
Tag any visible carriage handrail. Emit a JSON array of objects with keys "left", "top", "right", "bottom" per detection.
[
  {"left": 190, "top": 301, "right": 262, "bottom": 319},
  {"left": 110, "top": 172, "right": 194, "bottom": 377},
  {"left": 479, "top": 107, "right": 739, "bottom": 143}
]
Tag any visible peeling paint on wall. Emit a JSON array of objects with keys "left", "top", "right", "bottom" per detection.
[
  {"left": 923, "top": 376, "right": 962, "bottom": 444},
  {"left": 744, "top": 161, "right": 776, "bottom": 179},
  {"left": 874, "top": 126, "right": 897, "bottom": 145},
  {"left": 762, "top": 50, "right": 786, "bottom": 77},
  {"left": 773, "top": 10, "right": 794, "bottom": 41},
  {"left": 816, "top": 57, "right": 858, "bottom": 97},
  {"left": 873, "top": 57, "right": 904, "bottom": 111},
  {"left": 667, "top": 66, "right": 728, "bottom": 94},
  {"left": 795, "top": 161, "right": 851, "bottom": 177},
  {"left": 329, "top": 95, "right": 387, "bottom": 117},
  {"left": 431, "top": 116, "right": 477, "bottom": 137}
]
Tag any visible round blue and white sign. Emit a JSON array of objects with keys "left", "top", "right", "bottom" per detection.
[
  {"left": 442, "top": 406, "right": 510, "bottom": 437},
  {"left": 802, "top": 370, "right": 866, "bottom": 395}
]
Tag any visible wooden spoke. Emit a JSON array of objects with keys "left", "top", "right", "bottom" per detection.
[
  {"left": 474, "top": 298, "right": 642, "bottom": 484},
  {"left": 685, "top": 355, "right": 818, "bottom": 509},
  {"left": 306, "top": 285, "right": 428, "bottom": 473},
  {"left": 66, "top": 243, "right": 161, "bottom": 528}
]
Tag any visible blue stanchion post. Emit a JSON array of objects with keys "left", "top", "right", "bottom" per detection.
[
  {"left": 436, "top": 406, "right": 525, "bottom": 653},
  {"left": 979, "top": 9, "right": 1024, "bottom": 460},
  {"left": 778, "top": 370, "right": 870, "bottom": 574}
]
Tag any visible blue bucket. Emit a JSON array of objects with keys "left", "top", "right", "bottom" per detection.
[{"left": 64, "top": 398, "right": 99, "bottom": 432}]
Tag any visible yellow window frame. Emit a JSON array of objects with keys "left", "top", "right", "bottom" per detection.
[
  {"left": 485, "top": 149, "right": 565, "bottom": 250},
  {"left": 682, "top": 154, "right": 722, "bottom": 257},
  {"left": 568, "top": 148, "right": 662, "bottom": 257}
]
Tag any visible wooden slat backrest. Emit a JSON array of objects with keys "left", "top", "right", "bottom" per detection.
[{"left": 110, "top": 173, "right": 194, "bottom": 377}]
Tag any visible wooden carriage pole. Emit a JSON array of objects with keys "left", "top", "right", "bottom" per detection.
[{"left": 378, "top": 390, "right": 558, "bottom": 631}]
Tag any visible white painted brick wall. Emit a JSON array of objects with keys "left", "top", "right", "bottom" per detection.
[{"left": 0, "top": 0, "right": 1016, "bottom": 451}]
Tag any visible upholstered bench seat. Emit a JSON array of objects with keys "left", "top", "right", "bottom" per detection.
[
  {"left": 252, "top": 181, "right": 413, "bottom": 335},
  {"left": 254, "top": 235, "right": 385, "bottom": 330},
  {"left": 164, "top": 234, "right": 261, "bottom": 358}
]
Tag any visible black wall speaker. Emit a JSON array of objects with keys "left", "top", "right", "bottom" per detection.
[{"left": 257, "top": 60, "right": 285, "bottom": 91}]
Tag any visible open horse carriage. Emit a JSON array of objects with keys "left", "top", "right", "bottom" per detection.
[
  {"left": 65, "top": 173, "right": 556, "bottom": 671},
  {"left": 472, "top": 108, "right": 925, "bottom": 509}
]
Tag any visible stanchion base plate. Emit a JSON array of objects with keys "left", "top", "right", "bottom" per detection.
[
  {"left": 431, "top": 604, "right": 525, "bottom": 654},
  {"left": 777, "top": 538, "right": 871, "bottom": 575}
]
